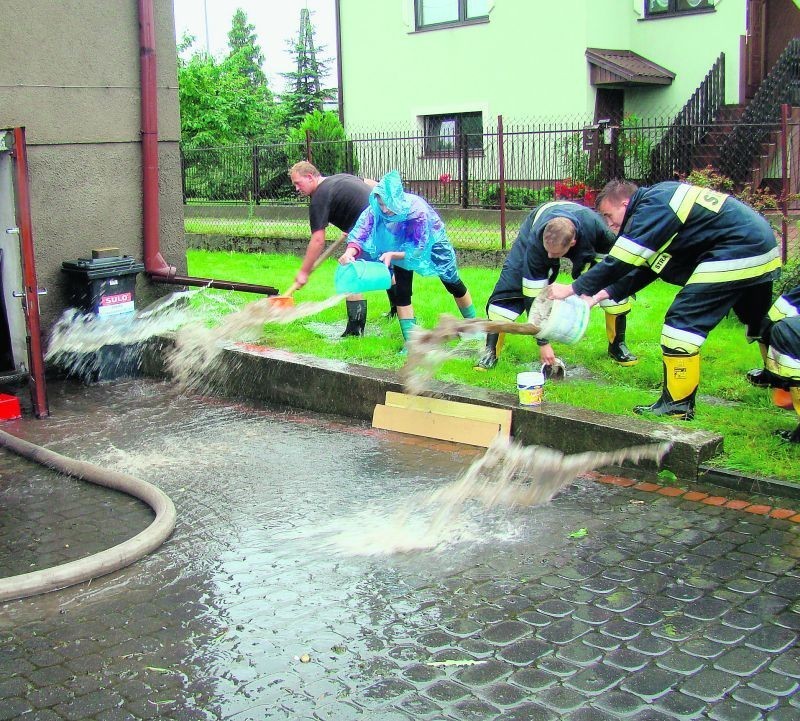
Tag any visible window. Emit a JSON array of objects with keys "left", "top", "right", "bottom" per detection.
[
  {"left": 415, "top": 0, "right": 489, "bottom": 30},
  {"left": 645, "top": 0, "right": 714, "bottom": 17},
  {"left": 423, "top": 112, "right": 483, "bottom": 156}
]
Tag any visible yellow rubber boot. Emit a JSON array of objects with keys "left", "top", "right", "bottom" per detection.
[
  {"left": 634, "top": 352, "right": 699, "bottom": 420},
  {"left": 776, "top": 387, "right": 800, "bottom": 442}
]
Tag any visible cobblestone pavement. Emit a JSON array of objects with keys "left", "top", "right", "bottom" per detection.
[{"left": 0, "top": 379, "right": 798, "bottom": 721}]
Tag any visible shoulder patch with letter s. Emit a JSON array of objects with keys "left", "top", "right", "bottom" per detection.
[{"left": 694, "top": 188, "right": 727, "bottom": 213}]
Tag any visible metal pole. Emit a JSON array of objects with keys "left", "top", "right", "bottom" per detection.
[
  {"left": 10, "top": 127, "right": 49, "bottom": 419},
  {"left": 781, "top": 103, "right": 789, "bottom": 264},
  {"left": 497, "top": 115, "right": 506, "bottom": 250}
]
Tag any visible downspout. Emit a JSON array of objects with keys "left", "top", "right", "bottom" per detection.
[
  {"left": 137, "top": 0, "right": 278, "bottom": 295},
  {"left": 335, "top": 0, "right": 344, "bottom": 125}
]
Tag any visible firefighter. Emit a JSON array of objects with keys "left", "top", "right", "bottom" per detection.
[
  {"left": 474, "top": 200, "right": 638, "bottom": 372},
  {"left": 548, "top": 179, "right": 781, "bottom": 420},
  {"left": 763, "top": 309, "right": 800, "bottom": 442},
  {"left": 746, "top": 284, "right": 800, "bottom": 390}
]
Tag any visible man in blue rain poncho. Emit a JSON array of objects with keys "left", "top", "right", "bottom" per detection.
[{"left": 339, "top": 170, "right": 476, "bottom": 349}]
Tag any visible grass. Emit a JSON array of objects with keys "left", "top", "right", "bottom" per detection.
[{"left": 186, "top": 248, "right": 800, "bottom": 484}]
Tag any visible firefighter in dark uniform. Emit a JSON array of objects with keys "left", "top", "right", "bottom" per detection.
[
  {"left": 474, "top": 201, "right": 638, "bottom": 372},
  {"left": 747, "top": 284, "right": 800, "bottom": 390},
  {"left": 548, "top": 180, "right": 781, "bottom": 420},
  {"left": 763, "top": 305, "right": 800, "bottom": 442}
]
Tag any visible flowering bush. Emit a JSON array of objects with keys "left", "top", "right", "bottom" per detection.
[{"left": 554, "top": 178, "right": 596, "bottom": 206}]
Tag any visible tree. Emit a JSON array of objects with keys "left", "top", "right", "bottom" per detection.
[
  {"left": 177, "top": 38, "right": 278, "bottom": 148},
  {"left": 281, "top": 8, "right": 334, "bottom": 128},
  {"left": 227, "top": 8, "right": 267, "bottom": 88},
  {"left": 285, "top": 110, "right": 358, "bottom": 176}
]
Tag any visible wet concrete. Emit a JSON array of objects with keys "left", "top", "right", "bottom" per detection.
[
  {"left": 1, "top": 378, "right": 799, "bottom": 720},
  {"left": 141, "top": 337, "right": 722, "bottom": 482}
]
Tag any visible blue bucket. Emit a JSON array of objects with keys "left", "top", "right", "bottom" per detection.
[{"left": 334, "top": 261, "right": 392, "bottom": 294}]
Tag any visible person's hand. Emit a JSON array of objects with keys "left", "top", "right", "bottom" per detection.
[
  {"left": 539, "top": 343, "right": 556, "bottom": 366},
  {"left": 547, "top": 283, "right": 574, "bottom": 300},
  {"left": 580, "top": 294, "right": 599, "bottom": 308},
  {"left": 338, "top": 249, "right": 357, "bottom": 265},
  {"left": 379, "top": 251, "right": 402, "bottom": 267},
  {"left": 294, "top": 270, "right": 309, "bottom": 288}
]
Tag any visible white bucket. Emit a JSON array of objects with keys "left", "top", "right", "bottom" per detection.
[
  {"left": 517, "top": 371, "right": 545, "bottom": 406},
  {"left": 535, "top": 296, "right": 589, "bottom": 345}
]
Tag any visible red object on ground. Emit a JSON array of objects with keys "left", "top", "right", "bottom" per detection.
[
  {"left": 772, "top": 388, "right": 794, "bottom": 410},
  {"left": 0, "top": 394, "right": 22, "bottom": 420}
]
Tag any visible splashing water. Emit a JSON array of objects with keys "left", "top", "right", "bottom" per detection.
[
  {"left": 402, "top": 295, "right": 556, "bottom": 395},
  {"left": 166, "top": 294, "right": 345, "bottom": 390},
  {"left": 317, "top": 437, "right": 671, "bottom": 556}
]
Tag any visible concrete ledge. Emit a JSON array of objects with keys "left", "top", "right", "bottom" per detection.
[{"left": 143, "top": 337, "right": 722, "bottom": 482}]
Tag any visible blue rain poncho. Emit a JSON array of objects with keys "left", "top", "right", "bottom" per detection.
[{"left": 346, "top": 170, "right": 460, "bottom": 283}]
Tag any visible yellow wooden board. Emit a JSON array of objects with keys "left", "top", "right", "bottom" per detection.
[
  {"left": 372, "top": 404, "right": 502, "bottom": 448},
  {"left": 384, "top": 391, "right": 511, "bottom": 439}
]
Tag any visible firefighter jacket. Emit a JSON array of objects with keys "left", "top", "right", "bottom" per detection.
[
  {"left": 489, "top": 201, "right": 617, "bottom": 305},
  {"left": 572, "top": 182, "right": 781, "bottom": 300}
]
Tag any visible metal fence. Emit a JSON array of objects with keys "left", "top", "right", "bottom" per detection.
[{"left": 182, "top": 111, "right": 800, "bottom": 256}]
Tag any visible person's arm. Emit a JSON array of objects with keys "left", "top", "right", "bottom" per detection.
[
  {"left": 295, "top": 229, "right": 327, "bottom": 287},
  {"left": 379, "top": 250, "right": 405, "bottom": 267}
]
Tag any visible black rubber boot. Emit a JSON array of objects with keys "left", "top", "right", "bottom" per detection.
[
  {"left": 775, "top": 424, "right": 800, "bottom": 443},
  {"left": 474, "top": 333, "right": 501, "bottom": 371},
  {"left": 746, "top": 367, "right": 790, "bottom": 390},
  {"left": 634, "top": 352, "right": 699, "bottom": 421},
  {"left": 341, "top": 299, "right": 367, "bottom": 337},
  {"left": 385, "top": 287, "right": 397, "bottom": 320},
  {"left": 607, "top": 314, "right": 639, "bottom": 366}
]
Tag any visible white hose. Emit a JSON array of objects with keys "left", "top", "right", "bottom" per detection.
[{"left": 0, "top": 429, "right": 176, "bottom": 602}]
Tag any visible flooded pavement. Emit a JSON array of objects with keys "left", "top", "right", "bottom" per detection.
[{"left": 0, "top": 379, "right": 799, "bottom": 720}]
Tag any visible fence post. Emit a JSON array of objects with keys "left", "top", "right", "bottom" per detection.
[
  {"left": 305, "top": 129, "right": 313, "bottom": 164},
  {"left": 251, "top": 145, "right": 260, "bottom": 206},
  {"left": 460, "top": 128, "right": 469, "bottom": 209},
  {"left": 781, "top": 103, "right": 790, "bottom": 263},
  {"left": 180, "top": 147, "right": 187, "bottom": 204},
  {"left": 497, "top": 115, "right": 506, "bottom": 250}
]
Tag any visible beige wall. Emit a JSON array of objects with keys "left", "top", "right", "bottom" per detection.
[{"left": 0, "top": 0, "right": 185, "bottom": 330}]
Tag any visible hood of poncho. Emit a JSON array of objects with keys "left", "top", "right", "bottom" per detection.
[{"left": 369, "top": 170, "right": 411, "bottom": 221}]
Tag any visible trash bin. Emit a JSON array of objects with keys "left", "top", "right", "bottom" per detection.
[
  {"left": 59, "top": 249, "right": 146, "bottom": 382},
  {"left": 61, "top": 249, "right": 144, "bottom": 318}
]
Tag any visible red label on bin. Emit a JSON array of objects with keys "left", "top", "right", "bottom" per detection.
[{"left": 100, "top": 292, "right": 132, "bottom": 306}]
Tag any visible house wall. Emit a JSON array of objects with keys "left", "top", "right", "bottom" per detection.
[
  {"left": 339, "top": 0, "right": 746, "bottom": 132},
  {"left": 0, "top": 0, "right": 185, "bottom": 332}
]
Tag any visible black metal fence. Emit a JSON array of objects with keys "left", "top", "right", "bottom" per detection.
[{"left": 182, "top": 111, "right": 800, "bottom": 254}]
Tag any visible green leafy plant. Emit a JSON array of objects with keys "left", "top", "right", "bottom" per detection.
[
  {"left": 618, "top": 114, "right": 653, "bottom": 181},
  {"left": 285, "top": 110, "right": 359, "bottom": 177},
  {"left": 555, "top": 133, "right": 602, "bottom": 188},
  {"left": 479, "top": 184, "right": 553, "bottom": 209}
]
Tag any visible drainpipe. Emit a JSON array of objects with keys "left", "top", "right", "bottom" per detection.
[
  {"left": 137, "top": 0, "right": 278, "bottom": 295},
  {"left": 335, "top": 0, "right": 344, "bottom": 125}
]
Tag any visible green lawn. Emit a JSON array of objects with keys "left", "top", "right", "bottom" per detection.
[{"left": 186, "top": 248, "right": 800, "bottom": 484}]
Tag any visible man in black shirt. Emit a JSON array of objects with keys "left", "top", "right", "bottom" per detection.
[{"left": 289, "top": 161, "right": 393, "bottom": 336}]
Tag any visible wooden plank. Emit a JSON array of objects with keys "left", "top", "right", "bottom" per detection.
[
  {"left": 384, "top": 392, "right": 511, "bottom": 440},
  {"left": 372, "top": 404, "right": 501, "bottom": 448}
]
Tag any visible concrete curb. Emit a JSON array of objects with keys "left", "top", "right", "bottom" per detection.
[{"left": 143, "top": 337, "right": 722, "bottom": 483}]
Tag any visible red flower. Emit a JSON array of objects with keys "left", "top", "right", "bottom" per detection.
[{"left": 439, "top": 173, "right": 452, "bottom": 184}]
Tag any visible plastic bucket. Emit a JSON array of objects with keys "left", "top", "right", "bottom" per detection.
[
  {"left": 535, "top": 296, "right": 590, "bottom": 345},
  {"left": 334, "top": 261, "right": 392, "bottom": 294},
  {"left": 517, "top": 371, "right": 545, "bottom": 406}
]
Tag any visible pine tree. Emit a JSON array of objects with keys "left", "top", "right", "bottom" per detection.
[
  {"left": 227, "top": 8, "right": 267, "bottom": 88},
  {"left": 281, "top": 8, "right": 333, "bottom": 128}
]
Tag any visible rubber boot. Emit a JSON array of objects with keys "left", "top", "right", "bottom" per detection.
[
  {"left": 474, "top": 332, "right": 505, "bottom": 371},
  {"left": 341, "top": 299, "right": 367, "bottom": 337},
  {"left": 385, "top": 287, "right": 397, "bottom": 320},
  {"left": 606, "top": 313, "right": 638, "bottom": 366},
  {"left": 745, "top": 342, "right": 789, "bottom": 388},
  {"left": 399, "top": 317, "right": 418, "bottom": 354},
  {"left": 775, "top": 387, "right": 800, "bottom": 442},
  {"left": 634, "top": 352, "right": 699, "bottom": 420}
]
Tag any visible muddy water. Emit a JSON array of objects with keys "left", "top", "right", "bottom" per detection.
[{"left": 0, "top": 379, "right": 623, "bottom": 716}]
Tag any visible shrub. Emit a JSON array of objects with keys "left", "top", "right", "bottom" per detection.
[
  {"left": 479, "top": 184, "right": 554, "bottom": 209},
  {"left": 285, "top": 110, "right": 359, "bottom": 176}
]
